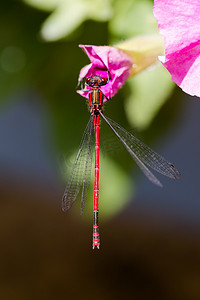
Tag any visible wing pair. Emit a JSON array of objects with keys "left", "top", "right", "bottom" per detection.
[{"left": 62, "top": 113, "right": 180, "bottom": 213}]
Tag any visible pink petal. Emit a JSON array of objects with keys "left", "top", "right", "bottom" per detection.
[
  {"left": 77, "top": 44, "right": 132, "bottom": 101},
  {"left": 161, "top": 45, "right": 200, "bottom": 96},
  {"left": 153, "top": 0, "right": 200, "bottom": 96}
]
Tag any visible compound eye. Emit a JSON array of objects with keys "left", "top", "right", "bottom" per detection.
[
  {"left": 86, "top": 77, "right": 91, "bottom": 84},
  {"left": 101, "top": 78, "right": 107, "bottom": 85}
]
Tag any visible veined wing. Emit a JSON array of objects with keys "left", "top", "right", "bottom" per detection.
[
  {"left": 62, "top": 115, "right": 94, "bottom": 213},
  {"left": 80, "top": 117, "right": 94, "bottom": 215},
  {"left": 100, "top": 112, "right": 180, "bottom": 186}
]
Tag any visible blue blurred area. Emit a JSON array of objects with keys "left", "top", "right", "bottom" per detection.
[
  {"left": 132, "top": 95, "right": 200, "bottom": 230},
  {"left": 0, "top": 91, "right": 61, "bottom": 193},
  {"left": 1, "top": 89, "right": 200, "bottom": 231}
]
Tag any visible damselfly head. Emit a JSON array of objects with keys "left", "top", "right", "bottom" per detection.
[{"left": 86, "top": 75, "right": 108, "bottom": 87}]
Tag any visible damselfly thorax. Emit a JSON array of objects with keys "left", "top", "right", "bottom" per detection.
[{"left": 85, "top": 75, "right": 109, "bottom": 114}]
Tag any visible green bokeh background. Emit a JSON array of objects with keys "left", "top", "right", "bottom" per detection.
[{"left": 0, "top": 0, "right": 180, "bottom": 218}]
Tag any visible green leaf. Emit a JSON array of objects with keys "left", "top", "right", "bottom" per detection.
[
  {"left": 124, "top": 65, "right": 175, "bottom": 129},
  {"left": 23, "top": 0, "right": 61, "bottom": 11},
  {"left": 23, "top": 0, "right": 113, "bottom": 41},
  {"left": 86, "top": 0, "right": 113, "bottom": 21},
  {"left": 40, "top": 1, "right": 88, "bottom": 41},
  {"left": 109, "top": 0, "right": 158, "bottom": 39}
]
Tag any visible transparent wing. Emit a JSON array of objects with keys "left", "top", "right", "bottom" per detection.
[
  {"left": 100, "top": 112, "right": 180, "bottom": 186},
  {"left": 80, "top": 118, "right": 94, "bottom": 215},
  {"left": 62, "top": 116, "right": 94, "bottom": 212}
]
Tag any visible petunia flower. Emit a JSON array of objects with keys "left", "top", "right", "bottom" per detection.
[
  {"left": 153, "top": 0, "right": 200, "bottom": 97},
  {"left": 77, "top": 44, "right": 132, "bottom": 101},
  {"left": 77, "top": 35, "right": 164, "bottom": 101}
]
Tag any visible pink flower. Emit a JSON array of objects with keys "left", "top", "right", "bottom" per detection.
[
  {"left": 153, "top": 0, "right": 200, "bottom": 97},
  {"left": 77, "top": 44, "right": 133, "bottom": 101}
]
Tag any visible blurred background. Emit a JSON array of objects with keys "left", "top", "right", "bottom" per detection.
[{"left": 1, "top": 0, "right": 200, "bottom": 299}]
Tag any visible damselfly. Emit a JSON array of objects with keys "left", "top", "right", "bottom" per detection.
[{"left": 62, "top": 75, "right": 180, "bottom": 249}]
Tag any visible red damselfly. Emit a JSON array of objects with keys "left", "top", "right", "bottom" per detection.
[{"left": 62, "top": 75, "right": 180, "bottom": 249}]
